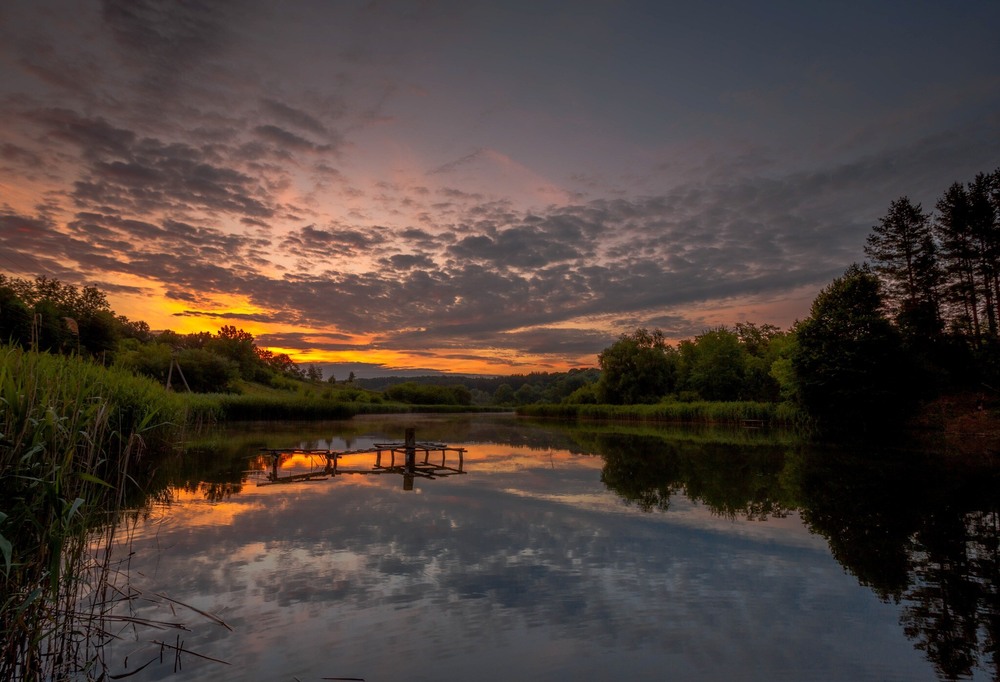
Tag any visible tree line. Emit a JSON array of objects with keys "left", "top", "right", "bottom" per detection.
[
  {"left": 0, "top": 275, "right": 311, "bottom": 392},
  {"left": 581, "top": 168, "right": 1000, "bottom": 430},
  {"left": 863, "top": 169, "right": 1000, "bottom": 378}
]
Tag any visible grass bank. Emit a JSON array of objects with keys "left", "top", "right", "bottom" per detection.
[
  {"left": 180, "top": 392, "right": 502, "bottom": 423},
  {"left": 516, "top": 400, "right": 809, "bottom": 427}
]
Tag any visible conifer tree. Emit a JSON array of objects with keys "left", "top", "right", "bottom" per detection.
[
  {"left": 967, "top": 172, "right": 999, "bottom": 337},
  {"left": 864, "top": 197, "right": 942, "bottom": 341},
  {"left": 935, "top": 183, "right": 982, "bottom": 343}
]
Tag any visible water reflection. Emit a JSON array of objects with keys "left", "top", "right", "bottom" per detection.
[
  {"left": 256, "top": 436, "right": 467, "bottom": 491},
  {"left": 598, "top": 432, "right": 1000, "bottom": 681},
  {"left": 799, "top": 450, "right": 1000, "bottom": 681},
  {"left": 104, "top": 416, "right": 999, "bottom": 681}
]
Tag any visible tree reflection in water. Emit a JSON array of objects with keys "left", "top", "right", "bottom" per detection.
[{"left": 597, "top": 433, "right": 1000, "bottom": 681}]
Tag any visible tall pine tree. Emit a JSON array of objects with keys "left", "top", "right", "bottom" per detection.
[
  {"left": 864, "top": 197, "right": 942, "bottom": 341},
  {"left": 935, "top": 183, "right": 982, "bottom": 343},
  {"left": 967, "top": 172, "right": 999, "bottom": 337}
]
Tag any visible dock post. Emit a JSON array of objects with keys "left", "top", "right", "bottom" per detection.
[{"left": 404, "top": 427, "right": 416, "bottom": 490}]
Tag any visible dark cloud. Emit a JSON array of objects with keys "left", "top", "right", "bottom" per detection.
[
  {"left": 260, "top": 99, "right": 329, "bottom": 135},
  {"left": 448, "top": 225, "right": 588, "bottom": 269},
  {"left": 398, "top": 227, "right": 450, "bottom": 250},
  {"left": 379, "top": 253, "right": 437, "bottom": 270},
  {"left": 173, "top": 309, "right": 283, "bottom": 323},
  {"left": 37, "top": 108, "right": 136, "bottom": 160},
  {"left": 17, "top": 46, "right": 104, "bottom": 97},
  {"left": 101, "top": 0, "right": 236, "bottom": 92},
  {"left": 30, "top": 108, "right": 277, "bottom": 219},
  {"left": 281, "top": 225, "right": 390, "bottom": 260},
  {"left": 1, "top": 143, "right": 42, "bottom": 167},
  {"left": 429, "top": 148, "right": 486, "bottom": 175},
  {"left": 255, "top": 331, "right": 356, "bottom": 348},
  {"left": 253, "top": 124, "right": 334, "bottom": 154}
]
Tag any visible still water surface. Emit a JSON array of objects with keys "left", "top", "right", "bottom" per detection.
[{"left": 105, "top": 414, "right": 999, "bottom": 681}]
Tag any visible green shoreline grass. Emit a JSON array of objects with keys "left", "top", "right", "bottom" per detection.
[
  {"left": 181, "top": 392, "right": 503, "bottom": 423},
  {"left": 516, "top": 400, "right": 810, "bottom": 427}
]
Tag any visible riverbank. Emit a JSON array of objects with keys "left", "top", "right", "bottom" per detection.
[
  {"left": 516, "top": 400, "right": 809, "bottom": 427},
  {"left": 908, "top": 393, "right": 1000, "bottom": 463}
]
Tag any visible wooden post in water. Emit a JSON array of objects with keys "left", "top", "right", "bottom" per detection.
[{"left": 403, "top": 427, "right": 416, "bottom": 491}]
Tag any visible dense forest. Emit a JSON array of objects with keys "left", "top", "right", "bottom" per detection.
[{"left": 1, "top": 169, "right": 997, "bottom": 430}]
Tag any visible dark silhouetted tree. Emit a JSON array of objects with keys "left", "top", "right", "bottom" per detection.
[
  {"left": 865, "top": 197, "right": 943, "bottom": 342},
  {"left": 0, "top": 283, "right": 32, "bottom": 346},
  {"left": 935, "top": 183, "right": 982, "bottom": 342},
  {"left": 792, "top": 264, "right": 914, "bottom": 429},
  {"left": 968, "top": 171, "right": 999, "bottom": 337}
]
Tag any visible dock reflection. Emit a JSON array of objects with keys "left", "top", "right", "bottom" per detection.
[{"left": 259, "top": 428, "right": 466, "bottom": 490}]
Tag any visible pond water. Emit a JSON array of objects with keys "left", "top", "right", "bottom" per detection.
[{"left": 98, "top": 414, "right": 999, "bottom": 682}]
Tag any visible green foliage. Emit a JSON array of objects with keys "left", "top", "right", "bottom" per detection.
[
  {"left": 0, "top": 344, "right": 183, "bottom": 677},
  {"left": 0, "top": 285, "right": 32, "bottom": 345},
  {"left": 792, "top": 264, "right": 915, "bottom": 429},
  {"left": 597, "top": 328, "right": 677, "bottom": 404},
  {"left": 518, "top": 400, "right": 806, "bottom": 427},
  {"left": 208, "top": 325, "right": 265, "bottom": 381},
  {"left": 564, "top": 382, "right": 599, "bottom": 404},
  {"left": 768, "top": 338, "right": 799, "bottom": 403},
  {"left": 514, "top": 383, "right": 540, "bottom": 405},
  {"left": 175, "top": 348, "right": 240, "bottom": 391},
  {"left": 384, "top": 382, "right": 472, "bottom": 406},
  {"left": 187, "top": 393, "right": 357, "bottom": 420},
  {"left": 0, "top": 275, "right": 120, "bottom": 358},
  {"left": 493, "top": 383, "right": 515, "bottom": 405},
  {"left": 682, "top": 327, "right": 745, "bottom": 401}
]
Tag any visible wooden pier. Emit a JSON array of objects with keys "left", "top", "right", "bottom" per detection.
[{"left": 258, "top": 428, "right": 466, "bottom": 490}]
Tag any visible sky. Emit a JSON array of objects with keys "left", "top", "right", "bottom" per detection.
[{"left": 1, "top": 1, "right": 998, "bottom": 377}]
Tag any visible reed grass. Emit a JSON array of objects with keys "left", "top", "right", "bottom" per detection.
[{"left": 0, "top": 345, "right": 184, "bottom": 679}]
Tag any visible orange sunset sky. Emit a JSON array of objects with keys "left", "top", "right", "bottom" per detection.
[{"left": 1, "top": 1, "right": 998, "bottom": 376}]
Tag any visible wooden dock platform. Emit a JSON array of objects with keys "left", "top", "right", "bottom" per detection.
[{"left": 257, "top": 428, "right": 466, "bottom": 490}]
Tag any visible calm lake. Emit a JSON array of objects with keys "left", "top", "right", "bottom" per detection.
[{"left": 98, "top": 414, "right": 999, "bottom": 682}]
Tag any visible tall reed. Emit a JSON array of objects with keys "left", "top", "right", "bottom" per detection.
[{"left": 0, "top": 345, "right": 183, "bottom": 679}]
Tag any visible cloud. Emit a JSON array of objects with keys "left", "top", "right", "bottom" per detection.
[
  {"left": 429, "top": 148, "right": 486, "bottom": 175},
  {"left": 260, "top": 98, "right": 329, "bottom": 135},
  {"left": 281, "top": 225, "right": 390, "bottom": 260},
  {"left": 253, "top": 124, "right": 335, "bottom": 154},
  {"left": 28, "top": 108, "right": 278, "bottom": 220},
  {"left": 172, "top": 309, "right": 283, "bottom": 323},
  {"left": 101, "top": 0, "right": 236, "bottom": 93},
  {"left": 379, "top": 253, "right": 437, "bottom": 270}
]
